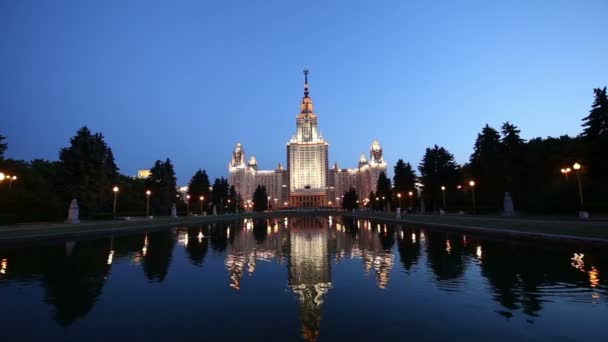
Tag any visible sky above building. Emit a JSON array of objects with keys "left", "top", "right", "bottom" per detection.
[{"left": 2, "top": 0, "right": 606, "bottom": 184}]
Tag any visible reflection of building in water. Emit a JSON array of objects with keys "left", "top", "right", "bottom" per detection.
[
  {"left": 332, "top": 219, "right": 394, "bottom": 289},
  {"left": 224, "top": 219, "right": 288, "bottom": 290},
  {"left": 289, "top": 216, "right": 332, "bottom": 342}
]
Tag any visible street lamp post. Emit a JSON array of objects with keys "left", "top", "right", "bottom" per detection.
[
  {"left": 274, "top": 198, "right": 278, "bottom": 211},
  {"left": 146, "top": 190, "right": 151, "bottom": 217},
  {"left": 397, "top": 193, "right": 402, "bottom": 209},
  {"left": 560, "top": 167, "right": 571, "bottom": 181},
  {"left": 408, "top": 191, "right": 413, "bottom": 208},
  {"left": 267, "top": 196, "right": 271, "bottom": 211},
  {"left": 112, "top": 186, "right": 119, "bottom": 218},
  {"left": 199, "top": 196, "right": 204, "bottom": 215},
  {"left": 186, "top": 195, "right": 191, "bottom": 216},
  {"left": 573, "top": 162, "right": 584, "bottom": 206},
  {"left": 469, "top": 181, "right": 476, "bottom": 213},
  {"left": 441, "top": 186, "right": 446, "bottom": 210},
  {"left": 8, "top": 175, "right": 17, "bottom": 191}
]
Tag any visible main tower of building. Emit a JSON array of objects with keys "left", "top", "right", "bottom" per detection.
[{"left": 287, "top": 70, "right": 329, "bottom": 207}]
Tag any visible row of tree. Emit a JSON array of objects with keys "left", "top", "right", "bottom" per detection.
[
  {"left": 355, "top": 86, "right": 608, "bottom": 214},
  {"left": 0, "top": 127, "right": 244, "bottom": 222}
]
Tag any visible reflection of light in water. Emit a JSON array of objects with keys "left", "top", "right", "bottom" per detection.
[
  {"left": 328, "top": 216, "right": 332, "bottom": 226},
  {"left": 336, "top": 223, "right": 341, "bottom": 230},
  {"left": 420, "top": 232, "right": 425, "bottom": 242},
  {"left": 571, "top": 253, "right": 585, "bottom": 271},
  {"left": 0, "top": 258, "right": 7, "bottom": 274},
  {"left": 357, "top": 220, "right": 360, "bottom": 229},
  {"left": 107, "top": 250, "right": 114, "bottom": 265},
  {"left": 476, "top": 245, "right": 482, "bottom": 259},
  {"left": 411, "top": 233, "right": 416, "bottom": 243},
  {"left": 267, "top": 226, "right": 271, "bottom": 235},
  {"left": 227, "top": 227, "right": 231, "bottom": 239},
  {"left": 445, "top": 240, "right": 451, "bottom": 254},
  {"left": 377, "top": 224, "right": 381, "bottom": 233},
  {"left": 274, "top": 223, "right": 279, "bottom": 234},
  {"left": 400, "top": 231, "right": 404, "bottom": 239},
  {"left": 589, "top": 267, "right": 599, "bottom": 288},
  {"left": 463, "top": 235, "right": 467, "bottom": 246},
  {"left": 197, "top": 230, "right": 204, "bottom": 243},
  {"left": 142, "top": 234, "right": 149, "bottom": 256}
]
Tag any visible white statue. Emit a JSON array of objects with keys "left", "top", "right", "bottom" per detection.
[{"left": 66, "top": 199, "right": 80, "bottom": 224}]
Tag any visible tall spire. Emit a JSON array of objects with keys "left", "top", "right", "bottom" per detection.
[{"left": 303, "top": 69, "right": 310, "bottom": 98}]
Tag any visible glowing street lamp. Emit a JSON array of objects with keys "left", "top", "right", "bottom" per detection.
[
  {"left": 408, "top": 191, "right": 413, "bottom": 208},
  {"left": 7, "top": 175, "right": 17, "bottom": 191},
  {"left": 186, "top": 195, "right": 191, "bottom": 216},
  {"left": 560, "top": 167, "right": 571, "bottom": 181},
  {"left": 573, "top": 162, "right": 584, "bottom": 207},
  {"left": 397, "top": 193, "right": 402, "bottom": 209},
  {"left": 0, "top": 172, "right": 4, "bottom": 181},
  {"left": 145, "top": 190, "right": 151, "bottom": 217},
  {"left": 199, "top": 196, "right": 204, "bottom": 214},
  {"left": 441, "top": 186, "right": 446, "bottom": 210},
  {"left": 112, "top": 186, "right": 119, "bottom": 218},
  {"left": 469, "top": 180, "right": 476, "bottom": 213}
]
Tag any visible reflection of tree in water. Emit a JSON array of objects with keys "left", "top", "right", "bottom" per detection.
[
  {"left": 185, "top": 227, "right": 209, "bottom": 267},
  {"left": 477, "top": 240, "right": 606, "bottom": 319},
  {"left": 397, "top": 228, "right": 421, "bottom": 273},
  {"left": 425, "top": 231, "right": 467, "bottom": 288},
  {"left": 1, "top": 239, "right": 112, "bottom": 327},
  {"left": 143, "top": 230, "right": 175, "bottom": 282},
  {"left": 252, "top": 219, "right": 268, "bottom": 244}
]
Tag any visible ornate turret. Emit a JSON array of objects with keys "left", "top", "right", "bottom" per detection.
[
  {"left": 370, "top": 139, "right": 384, "bottom": 164},
  {"left": 231, "top": 142, "right": 246, "bottom": 167},
  {"left": 358, "top": 154, "right": 368, "bottom": 168},
  {"left": 300, "top": 69, "right": 314, "bottom": 115},
  {"left": 248, "top": 156, "right": 258, "bottom": 170}
]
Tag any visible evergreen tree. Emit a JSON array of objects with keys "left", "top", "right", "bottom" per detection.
[
  {"left": 500, "top": 122, "right": 525, "bottom": 207},
  {"left": 0, "top": 134, "right": 7, "bottom": 160},
  {"left": 210, "top": 177, "right": 230, "bottom": 213},
  {"left": 342, "top": 188, "right": 358, "bottom": 210},
  {"left": 470, "top": 125, "right": 503, "bottom": 210},
  {"left": 581, "top": 87, "right": 608, "bottom": 139},
  {"left": 187, "top": 169, "right": 211, "bottom": 209},
  {"left": 419, "top": 145, "right": 460, "bottom": 211},
  {"left": 581, "top": 87, "right": 608, "bottom": 180},
  {"left": 252, "top": 185, "right": 268, "bottom": 212},
  {"left": 147, "top": 158, "right": 177, "bottom": 215},
  {"left": 375, "top": 172, "right": 392, "bottom": 211},
  {"left": 58, "top": 126, "right": 119, "bottom": 216},
  {"left": 393, "top": 159, "right": 417, "bottom": 194}
]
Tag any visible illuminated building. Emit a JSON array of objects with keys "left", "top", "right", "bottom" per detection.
[
  {"left": 228, "top": 71, "right": 388, "bottom": 207},
  {"left": 136, "top": 169, "right": 151, "bottom": 179}
]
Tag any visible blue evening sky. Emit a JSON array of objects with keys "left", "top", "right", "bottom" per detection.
[{"left": 1, "top": 0, "right": 606, "bottom": 184}]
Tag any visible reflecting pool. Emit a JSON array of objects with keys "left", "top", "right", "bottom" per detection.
[{"left": 1, "top": 216, "right": 607, "bottom": 341}]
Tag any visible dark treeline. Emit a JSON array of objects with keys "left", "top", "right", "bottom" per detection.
[
  {"left": 363, "top": 87, "right": 608, "bottom": 214},
  {"left": 0, "top": 126, "right": 235, "bottom": 223}
]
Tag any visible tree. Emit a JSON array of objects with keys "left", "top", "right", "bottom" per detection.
[
  {"left": 0, "top": 134, "right": 7, "bottom": 160},
  {"left": 210, "top": 177, "right": 229, "bottom": 213},
  {"left": 187, "top": 169, "right": 211, "bottom": 209},
  {"left": 469, "top": 125, "right": 503, "bottom": 210},
  {"left": 375, "top": 172, "right": 392, "bottom": 211},
  {"left": 581, "top": 87, "right": 608, "bottom": 180},
  {"left": 419, "top": 145, "right": 460, "bottom": 211},
  {"left": 500, "top": 122, "right": 525, "bottom": 207},
  {"left": 252, "top": 185, "right": 268, "bottom": 212},
  {"left": 58, "top": 127, "right": 119, "bottom": 216},
  {"left": 342, "top": 188, "right": 358, "bottom": 210},
  {"left": 393, "top": 159, "right": 417, "bottom": 194},
  {"left": 581, "top": 87, "right": 608, "bottom": 139},
  {"left": 146, "top": 158, "right": 177, "bottom": 215}
]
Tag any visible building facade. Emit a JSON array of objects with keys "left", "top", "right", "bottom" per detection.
[{"left": 228, "top": 71, "right": 387, "bottom": 208}]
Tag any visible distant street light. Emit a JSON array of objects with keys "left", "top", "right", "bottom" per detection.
[
  {"left": 441, "top": 186, "right": 446, "bottom": 210},
  {"left": 146, "top": 190, "right": 151, "bottom": 217},
  {"left": 112, "top": 186, "right": 119, "bottom": 218},
  {"left": 573, "top": 162, "right": 584, "bottom": 206},
  {"left": 7, "top": 175, "right": 17, "bottom": 191},
  {"left": 199, "top": 196, "right": 204, "bottom": 214},
  {"left": 408, "top": 191, "right": 413, "bottom": 208},
  {"left": 397, "top": 193, "right": 402, "bottom": 209},
  {"left": 0, "top": 173, "right": 4, "bottom": 181},
  {"left": 469, "top": 180, "right": 476, "bottom": 213},
  {"left": 560, "top": 167, "right": 571, "bottom": 181},
  {"left": 186, "top": 195, "right": 191, "bottom": 216}
]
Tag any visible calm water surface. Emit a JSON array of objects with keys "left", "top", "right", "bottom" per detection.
[{"left": 1, "top": 216, "right": 607, "bottom": 341}]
